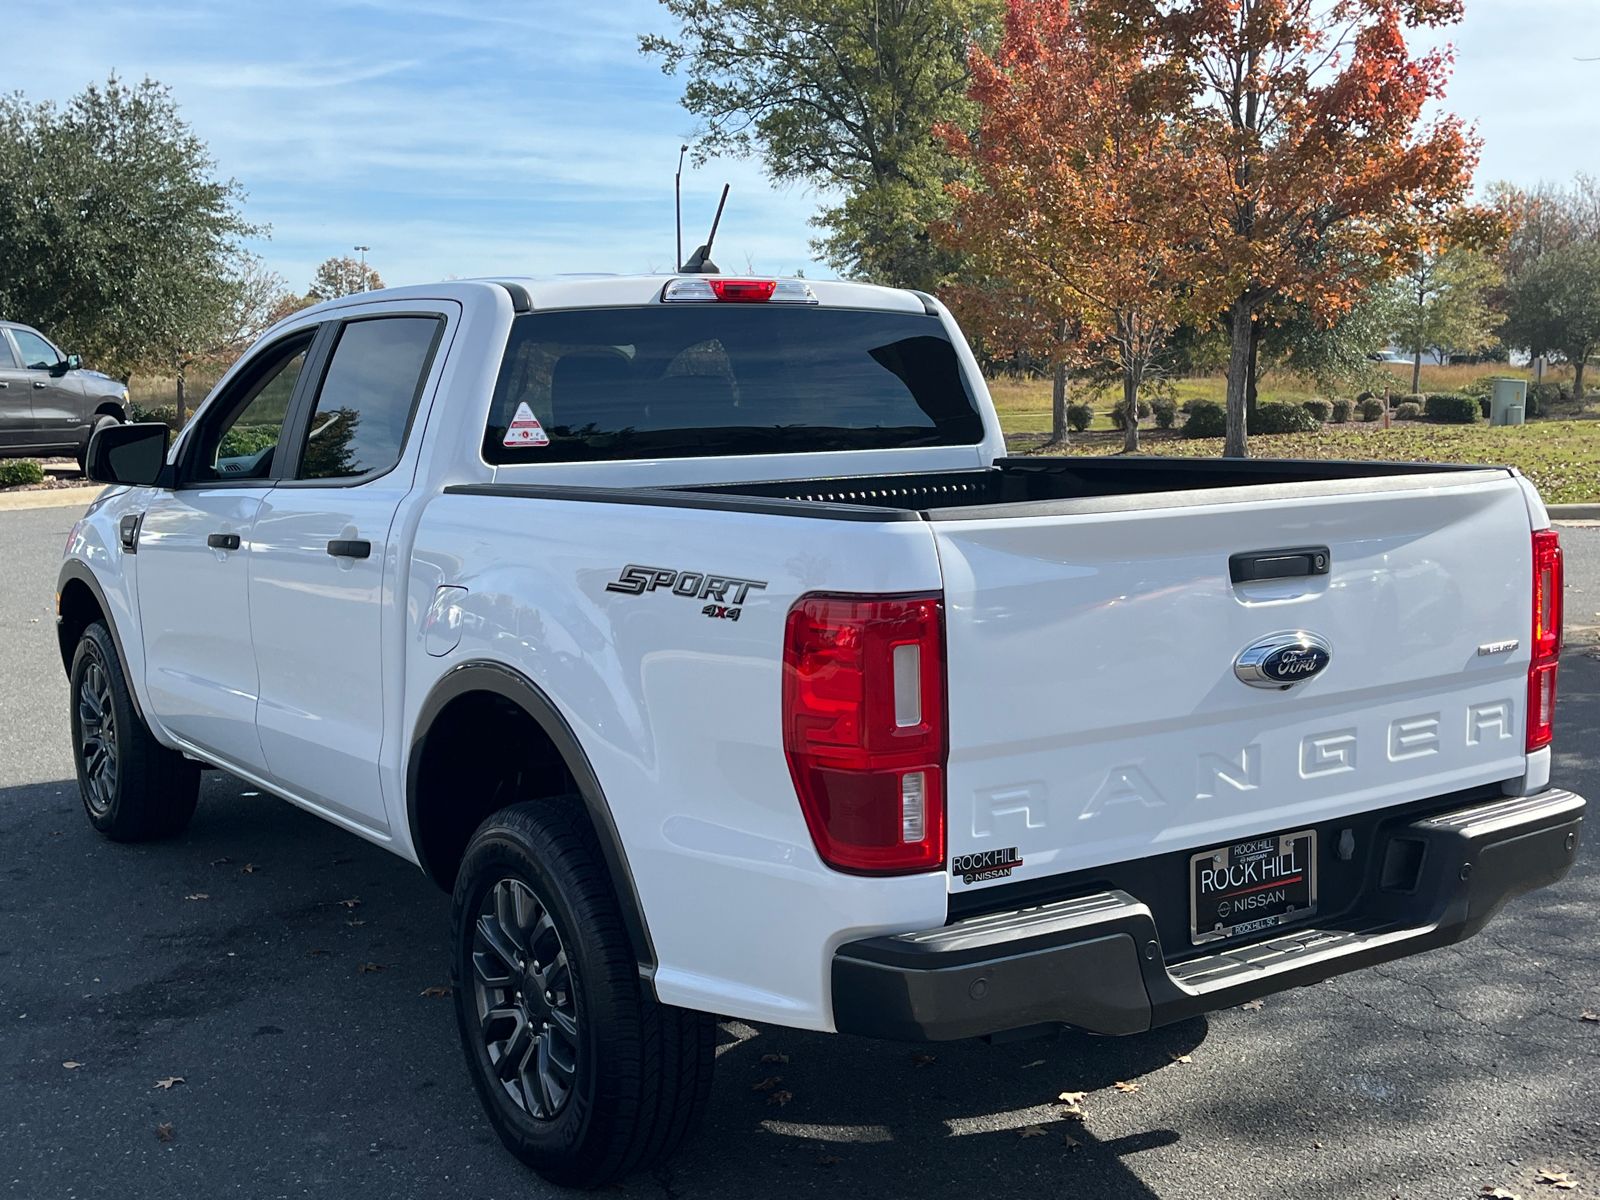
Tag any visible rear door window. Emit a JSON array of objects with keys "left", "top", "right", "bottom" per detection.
[
  {"left": 483, "top": 306, "right": 983, "bottom": 463},
  {"left": 296, "top": 316, "right": 445, "bottom": 481}
]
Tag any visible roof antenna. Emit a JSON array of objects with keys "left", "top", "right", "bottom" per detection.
[
  {"left": 674, "top": 144, "right": 688, "bottom": 273},
  {"left": 680, "top": 184, "right": 729, "bottom": 274}
]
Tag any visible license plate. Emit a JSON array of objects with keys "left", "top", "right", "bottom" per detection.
[{"left": 1189, "top": 830, "right": 1317, "bottom": 946}]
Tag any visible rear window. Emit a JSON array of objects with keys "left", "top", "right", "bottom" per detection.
[{"left": 482, "top": 306, "right": 983, "bottom": 464}]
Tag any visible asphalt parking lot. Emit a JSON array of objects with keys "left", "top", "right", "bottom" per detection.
[{"left": 2, "top": 502, "right": 1598, "bottom": 1200}]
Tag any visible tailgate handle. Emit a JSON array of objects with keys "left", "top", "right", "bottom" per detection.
[{"left": 1229, "top": 546, "right": 1330, "bottom": 583}]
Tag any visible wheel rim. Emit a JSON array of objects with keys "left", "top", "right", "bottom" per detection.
[
  {"left": 472, "top": 877, "right": 579, "bottom": 1120},
  {"left": 77, "top": 659, "right": 117, "bottom": 816}
]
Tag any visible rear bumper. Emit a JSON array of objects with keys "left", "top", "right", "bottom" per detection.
[{"left": 831, "top": 788, "right": 1585, "bottom": 1042}]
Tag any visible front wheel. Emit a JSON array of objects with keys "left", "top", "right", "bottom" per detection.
[
  {"left": 452, "top": 801, "right": 714, "bottom": 1188},
  {"left": 70, "top": 621, "right": 199, "bottom": 840},
  {"left": 77, "top": 413, "right": 119, "bottom": 477}
]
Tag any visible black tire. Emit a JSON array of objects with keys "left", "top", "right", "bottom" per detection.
[
  {"left": 69, "top": 621, "right": 200, "bottom": 841},
  {"left": 451, "top": 800, "right": 715, "bottom": 1188},
  {"left": 77, "top": 413, "right": 118, "bottom": 477}
]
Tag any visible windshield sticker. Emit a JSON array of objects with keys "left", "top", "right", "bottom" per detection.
[{"left": 503, "top": 401, "right": 549, "bottom": 447}]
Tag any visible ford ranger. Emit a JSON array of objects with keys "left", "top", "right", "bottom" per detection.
[{"left": 59, "top": 275, "right": 1584, "bottom": 1186}]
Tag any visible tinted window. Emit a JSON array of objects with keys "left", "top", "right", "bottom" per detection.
[
  {"left": 190, "top": 333, "right": 313, "bottom": 482},
  {"left": 298, "top": 317, "right": 443, "bottom": 480},
  {"left": 484, "top": 307, "right": 982, "bottom": 464},
  {"left": 0, "top": 333, "right": 16, "bottom": 368},
  {"left": 12, "top": 329, "right": 61, "bottom": 370}
]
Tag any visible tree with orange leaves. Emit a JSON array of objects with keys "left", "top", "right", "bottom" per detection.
[
  {"left": 1078, "top": 0, "right": 1484, "bottom": 456},
  {"left": 938, "top": 1, "right": 1203, "bottom": 453}
]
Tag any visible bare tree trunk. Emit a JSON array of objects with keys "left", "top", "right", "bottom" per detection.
[
  {"left": 1224, "top": 294, "right": 1252, "bottom": 458},
  {"left": 1045, "top": 319, "right": 1071, "bottom": 449},
  {"left": 1411, "top": 349, "right": 1422, "bottom": 395},
  {"left": 1245, "top": 314, "right": 1261, "bottom": 428},
  {"left": 1574, "top": 355, "right": 1587, "bottom": 403},
  {"left": 176, "top": 365, "right": 186, "bottom": 428},
  {"left": 1121, "top": 369, "right": 1140, "bottom": 454}
]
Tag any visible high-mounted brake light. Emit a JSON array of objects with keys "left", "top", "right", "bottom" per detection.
[
  {"left": 661, "top": 278, "right": 818, "bottom": 304},
  {"left": 1527, "top": 529, "right": 1563, "bottom": 751},
  {"left": 782, "top": 594, "right": 946, "bottom": 875}
]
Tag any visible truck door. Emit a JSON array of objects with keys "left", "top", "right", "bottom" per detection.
[
  {"left": 136, "top": 329, "right": 316, "bottom": 774},
  {"left": 0, "top": 331, "right": 37, "bottom": 452},
  {"left": 9, "top": 327, "right": 81, "bottom": 448},
  {"left": 247, "top": 308, "right": 451, "bottom": 833}
]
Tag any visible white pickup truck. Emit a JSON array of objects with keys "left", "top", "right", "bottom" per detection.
[{"left": 62, "top": 275, "right": 1584, "bottom": 1186}]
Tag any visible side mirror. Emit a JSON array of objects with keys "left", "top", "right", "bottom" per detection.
[
  {"left": 86, "top": 422, "right": 171, "bottom": 487},
  {"left": 50, "top": 354, "right": 81, "bottom": 377}
]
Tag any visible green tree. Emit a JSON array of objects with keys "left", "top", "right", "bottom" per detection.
[
  {"left": 1390, "top": 246, "right": 1501, "bottom": 393},
  {"left": 1505, "top": 243, "right": 1600, "bottom": 401},
  {"left": 307, "top": 256, "right": 384, "bottom": 301},
  {"left": 0, "top": 75, "right": 260, "bottom": 379},
  {"left": 641, "top": 0, "right": 1001, "bottom": 290}
]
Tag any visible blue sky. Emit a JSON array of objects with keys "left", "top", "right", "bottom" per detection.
[{"left": 7, "top": 0, "right": 1598, "bottom": 293}]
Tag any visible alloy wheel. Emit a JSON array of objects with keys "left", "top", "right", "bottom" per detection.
[
  {"left": 77, "top": 660, "right": 117, "bottom": 816},
  {"left": 472, "top": 877, "right": 579, "bottom": 1119}
]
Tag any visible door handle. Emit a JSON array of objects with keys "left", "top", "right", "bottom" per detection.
[
  {"left": 0, "top": 381, "right": 8, "bottom": 388},
  {"left": 207, "top": 533, "right": 241, "bottom": 551},
  {"left": 1229, "top": 545, "right": 1330, "bottom": 583},
  {"left": 326, "top": 539, "right": 371, "bottom": 559},
  {"left": 33, "top": 381, "right": 46, "bottom": 389}
]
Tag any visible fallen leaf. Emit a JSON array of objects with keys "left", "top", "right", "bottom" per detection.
[
  {"left": 1581, "top": 1011, "right": 1600, "bottom": 1023},
  {"left": 346, "top": 920, "right": 366, "bottom": 927},
  {"left": 307, "top": 948, "right": 329, "bottom": 956},
  {"left": 49, "top": 831, "right": 61, "bottom": 836},
  {"left": 817, "top": 1153, "right": 842, "bottom": 1165},
  {"left": 751, "top": 1076, "right": 781, "bottom": 1092},
  {"left": 1314, "top": 1141, "right": 1324, "bottom": 1150},
  {"left": 760, "top": 1053, "right": 789, "bottom": 1064},
  {"left": 338, "top": 898, "right": 361, "bottom": 908},
  {"left": 238, "top": 863, "right": 259, "bottom": 874},
  {"left": 1241, "top": 999, "right": 1265, "bottom": 1012},
  {"left": 154, "top": 1077, "right": 184, "bottom": 1090},
  {"left": 912, "top": 1054, "right": 937, "bottom": 1066},
  {"left": 1114, "top": 1081, "right": 1140, "bottom": 1094},
  {"left": 420, "top": 986, "right": 452, "bottom": 998},
  {"left": 1058, "top": 1090, "right": 1088, "bottom": 1104},
  {"left": 1169, "top": 1053, "right": 1193, "bottom": 1064},
  {"left": 62, "top": 1061, "right": 82, "bottom": 1070},
  {"left": 1021, "top": 1059, "right": 1046, "bottom": 1069},
  {"left": 1536, "top": 1171, "right": 1579, "bottom": 1190},
  {"left": 1064, "top": 1132, "right": 1081, "bottom": 1151},
  {"left": 766, "top": 1089, "right": 793, "bottom": 1107},
  {"left": 357, "top": 962, "right": 390, "bottom": 974},
  {"left": 1018, "top": 1125, "right": 1048, "bottom": 1139},
  {"left": 1481, "top": 1188, "right": 1522, "bottom": 1200},
  {"left": 184, "top": 894, "right": 210, "bottom": 901},
  {"left": 210, "top": 857, "right": 231, "bottom": 866},
  {"left": 155, "top": 1123, "right": 173, "bottom": 1144}
]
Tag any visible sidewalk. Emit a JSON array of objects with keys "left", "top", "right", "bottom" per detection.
[{"left": 0, "top": 485, "right": 105, "bottom": 512}]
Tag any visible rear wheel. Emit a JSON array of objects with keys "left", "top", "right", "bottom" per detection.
[
  {"left": 452, "top": 801, "right": 715, "bottom": 1188},
  {"left": 70, "top": 621, "right": 199, "bottom": 840}
]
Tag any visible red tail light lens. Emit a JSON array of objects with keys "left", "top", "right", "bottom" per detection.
[
  {"left": 709, "top": 279, "right": 777, "bottom": 303},
  {"left": 782, "top": 594, "right": 946, "bottom": 874},
  {"left": 1527, "top": 529, "right": 1563, "bottom": 751}
]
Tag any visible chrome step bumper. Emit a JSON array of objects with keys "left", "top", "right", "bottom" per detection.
[{"left": 831, "top": 788, "right": 1585, "bottom": 1042}]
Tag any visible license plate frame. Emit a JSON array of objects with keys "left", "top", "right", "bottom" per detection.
[{"left": 1189, "top": 829, "right": 1318, "bottom": 946}]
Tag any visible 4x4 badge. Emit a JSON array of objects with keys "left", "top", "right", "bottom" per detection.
[{"left": 605, "top": 564, "right": 767, "bottom": 620}]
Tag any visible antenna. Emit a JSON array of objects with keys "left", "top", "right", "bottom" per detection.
[
  {"left": 674, "top": 144, "right": 688, "bottom": 271},
  {"left": 680, "top": 184, "right": 729, "bottom": 274}
]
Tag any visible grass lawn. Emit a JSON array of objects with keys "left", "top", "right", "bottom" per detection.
[{"left": 1005, "top": 420, "right": 1600, "bottom": 505}]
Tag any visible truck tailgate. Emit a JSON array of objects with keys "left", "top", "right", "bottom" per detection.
[{"left": 935, "top": 471, "right": 1536, "bottom": 892}]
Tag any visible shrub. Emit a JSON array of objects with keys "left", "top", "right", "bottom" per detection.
[
  {"left": 1151, "top": 397, "right": 1179, "bottom": 429},
  {"left": 0, "top": 459, "right": 45, "bottom": 488},
  {"left": 1253, "top": 401, "right": 1322, "bottom": 435},
  {"left": 1330, "top": 399, "right": 1353, "bottom": 423},
  {"left": 1066, "top": 403, "right": 1093, "bottom": 432},
  {"left": 1399, "top": 392, "right": 1426, "bottom": 409},
  {"left": 217, "top": 424, "right": 281, "bottom": 459},
  {"left": 130, "top": 403, "right": 181, "bottom": 430},
  {"left": 1179, "top": 398, "right": 1197, "bottom": 413},
  {"left": 1182, "top": 400, "right": 1226, "bottom": 438},
  {"left": 1423, "top": 393, "right": 1478, "bottom": 423},
  {"left": 1528, "top": 382, "right": 1560, "bottom": 417},
  {"left": 1302, "top": 399, "right": 1333, "bottom": 423},
  {"left": 1395, "top": 401, "right": 1423, "bottom": 420},
  {"left": 1355, "top": 390, "right": 1375, "bottom": 406},
  {"left": 1478, "top": 397, "right": 1491, "bottom": 419},
  {"left": 1360, "top": 398, "right": 1386, "bottom": 421},
  {"left": 1108, "top": 398, "right": 1153, "bottom": 430}
]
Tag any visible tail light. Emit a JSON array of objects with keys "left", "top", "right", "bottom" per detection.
[
  {"left": 782, "top": 594, "right": 946, "bottom": 874},
  {"left": 1527, "top": 529, "right": 1563, "bottom": 751},
  {"left": 661, "top": 278, "right": 819, "bottom": 304}
]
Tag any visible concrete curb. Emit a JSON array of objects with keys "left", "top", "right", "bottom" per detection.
[
  {"left": 1548, "top": 504, "right": 1600, "bottom": 520},
  {"left": 0, "top": 486, "right": 106, "bottom": 513}
]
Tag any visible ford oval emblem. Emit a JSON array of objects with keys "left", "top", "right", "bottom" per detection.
[{"left": 1234, "top": 631, "right": 1332, "bottom": 690}]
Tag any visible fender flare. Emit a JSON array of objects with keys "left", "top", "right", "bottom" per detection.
[
  {"left": 407, "top": 660, "right": 658, "bottom": 977},
  {"left": 56, "top": 558, "right": 147, "bottom": 724}
]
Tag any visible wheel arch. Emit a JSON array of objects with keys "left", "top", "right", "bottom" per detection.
[
  {"left": 56, "top": 559, "right": 147, "bottom": 723},
  {"left": 407, "top": 660, "right": 657, "bottom": 978},
  {"left": 92, "top": 402, "right": 126, "bottom": 423}
]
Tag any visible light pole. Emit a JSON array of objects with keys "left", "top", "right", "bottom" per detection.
[{"left": 354, "top": 245, "right": 371, "bottom": 291}]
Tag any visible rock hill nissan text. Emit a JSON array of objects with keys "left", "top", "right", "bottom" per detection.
[{"left": 59, "top": 274, "right": 1584, "bottom": 1186}]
